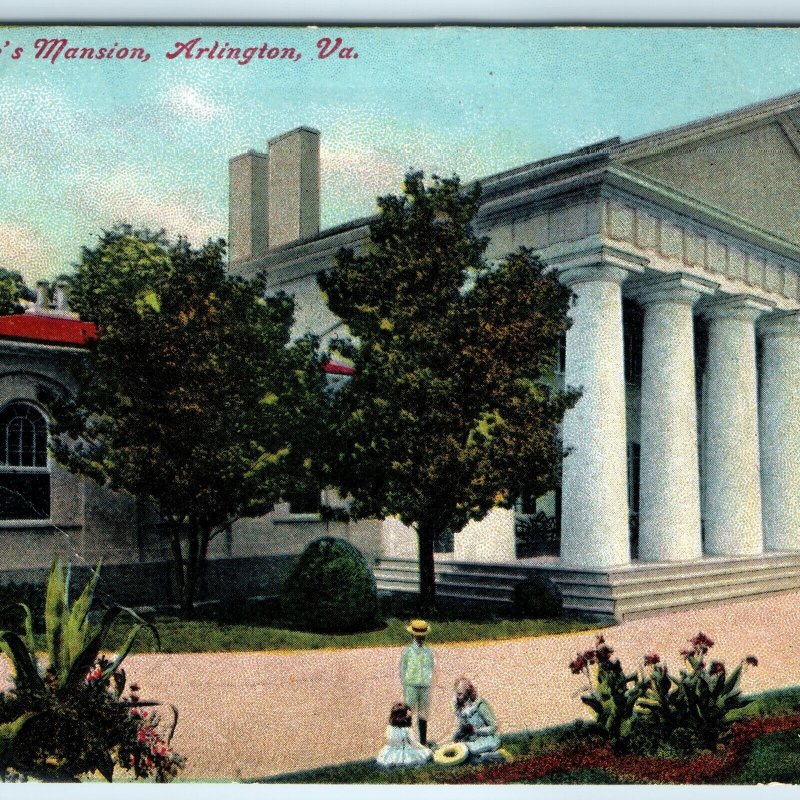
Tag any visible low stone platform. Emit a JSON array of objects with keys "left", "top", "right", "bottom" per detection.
[{"left": 374, "top": 551, "right": 800, "bottom": 623}]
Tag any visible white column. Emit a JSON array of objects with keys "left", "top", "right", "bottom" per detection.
[
  {"left": 634, "top": 274, "right": 717, "bottom": 562},
  {"left": 759, "top": 310, "right": 800, "bottom": 551},
  {"left": 558, "top": 263, "right": 639, "bottom": 568},
  {"left": 700, "top": 294, "right": 774, "bottom": 556}
]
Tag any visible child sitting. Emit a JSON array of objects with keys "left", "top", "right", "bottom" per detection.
[{"left": 376, "top": 702, "right": 433, "bottom": 768}]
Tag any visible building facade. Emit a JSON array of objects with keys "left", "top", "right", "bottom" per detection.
[
  {"left": 6, "top": 91, "right": 800, "bottom": 620},
  {"left": 228, "top": 91, "right": 800, "bottom": 620}
]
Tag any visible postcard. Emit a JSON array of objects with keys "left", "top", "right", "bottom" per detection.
[{"left": 0, "top": 24, "right": 799, "bottom": 789}]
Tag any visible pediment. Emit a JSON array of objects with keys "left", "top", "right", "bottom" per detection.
[{"left": 618, "top": 116, "right": 800, "bottom": 246}]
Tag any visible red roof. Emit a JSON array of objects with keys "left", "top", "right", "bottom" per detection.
[
  {"left": 322, "top": 361, "right": 355, "bottom": 376},
  {"left": 0, "top": 314, "right": 98, "bottom": 347}
]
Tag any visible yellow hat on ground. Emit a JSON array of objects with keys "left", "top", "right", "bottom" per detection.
[{"left": 406, "top": 619, "right": 430, "bottom": 636}]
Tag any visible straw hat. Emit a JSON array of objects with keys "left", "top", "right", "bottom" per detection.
[{"left": 405, "top": 619, "right": 430, "bottom": 636}]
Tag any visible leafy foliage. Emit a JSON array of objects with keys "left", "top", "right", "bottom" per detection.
[
  {"left": 569, "top": 633, "right": 759, "bottom": 756},
  {"left": 320, "top": 172, "right": 577, "bottom": 606},
  {"left": 511, "top": 576, "right": 562, "bottom": 619},
  {"left": 0, "top": 584, "right": 45, "bottom": 633},
  {"left": 0, "top": 560, "right": 183, "bottom": 782},
  {"left": 636, "top": 632, "right": 756, "bottom": 751},
  {"left": 280, "top": 537, "right": 381, "bottom": 633},
  {"left": 0, "top": 269, "right": 34, "bottom": 315},
  {"left": 44, "top": 226, "right": 329, "bottom": 615}
]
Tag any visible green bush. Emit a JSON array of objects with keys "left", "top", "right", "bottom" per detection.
[
  {"left": 0, "top": 560, "right": 184, "bottom": 782},
  {"left": 280, "top": 537, "right": 381, "bottom": 633},
  {"left": 512, "top": 576, "right": 562, "bottom": 618}
]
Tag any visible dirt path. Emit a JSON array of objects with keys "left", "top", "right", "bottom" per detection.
[{"left": 4, "top": 591, "right": 800, "bottom": 780}]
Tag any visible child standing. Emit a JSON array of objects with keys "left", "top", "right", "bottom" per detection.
[{"left": 399, "top": 619, "right": 434, "bottom": 746}]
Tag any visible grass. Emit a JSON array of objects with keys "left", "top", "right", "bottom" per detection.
[
  {"left": 89, "top": 596, "right": 599, "bottom": 654},
  {"left": 731, "top": 729, "right": 800, "bottom": 784},
  {"left": 258, "top": 687, "right": 800, "bottom": 785},
  {"left": 260, "top": 722, "right": 595, "bottom": 784}
]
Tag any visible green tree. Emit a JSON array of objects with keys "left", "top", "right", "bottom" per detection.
[
  {"left": 320, "top": 172, "right": 577, "bottom": 609},
  {"left": 0, "top": 269, "right": 34, "bottom": 315},
  {"left": 45, "top": 226, "right": 328, "bottom": 616}
]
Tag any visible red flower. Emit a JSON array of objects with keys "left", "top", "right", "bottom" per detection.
[
  {"left": 595, "top": 644, "right": 614, "bottom": 663},
  {"left": 680, "top": 648, "right": 694, "bottom": 659},
  {"left": 690, "top": 632, "right": 714, "bottom": 652},
  {"left": 745, "top": 655, "right": 759, "bottom": 667},
  {"left": 569, "top": 655, "right": 587, "bottom": 674},
  {"left": 595, "top": 635, "right": 606, "bottom": 646},
  {"left": 709, "top": 661, "right": 725, "bottom": 675},
  {"left": 643, "top": 653, "right": 660, "bottom": 666}
]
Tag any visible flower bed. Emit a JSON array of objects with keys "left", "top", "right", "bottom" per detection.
[{"left": 449, "top": 714, "right": 800, "bottom": 784}]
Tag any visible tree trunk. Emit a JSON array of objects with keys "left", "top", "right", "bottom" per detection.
[
  {"left": 169, "top": 523, "right": 185, "bottom": 608},
  {"left": 181, "top": 519, "right": 200, "bottom": 619},
  {"left": 197, "top": 521, "right": 213, "bottom": 601},
  {"left": 417, "top": 522, "right": 437, "bottom": 613}
]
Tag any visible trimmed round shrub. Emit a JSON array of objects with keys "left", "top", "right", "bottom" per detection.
[
  {"left": 512, "top": 575, "right": 562, "bottom": 618},
  {"left": 280, "top": 537, "right": 381, "bottom": 633}
]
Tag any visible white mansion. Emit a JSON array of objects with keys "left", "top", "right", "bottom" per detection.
[
  {"left": 227, "top": 91, "right": 800, "bottom": 620},
  {"left": 4, "top": 91, "right": 800, "bottom": 620}
]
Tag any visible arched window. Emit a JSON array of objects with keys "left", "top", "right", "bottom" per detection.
[{"left": 0, "top": 402, "right": 50, "bottom": 520}]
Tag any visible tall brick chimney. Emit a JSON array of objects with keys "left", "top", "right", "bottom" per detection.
[
  {"left": 228, "top": 127, "right": 320, "bottom": 265},
  {"left": 228, "top": 149, "right": 269, "bottom": 265}
]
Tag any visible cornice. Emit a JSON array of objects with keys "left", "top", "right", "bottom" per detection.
[{"left": 605, "top": 165, "right": 800, "bottom": 265}]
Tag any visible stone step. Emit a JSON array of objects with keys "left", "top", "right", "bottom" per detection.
[
  {"left": 378, "top": 583, "right": 514, "bottom": 605},
  {"left": 613, "top": 572, "right": 800, "bottom": 617},
  {"left": 551, "top": 561, "right": 800, "bottom": 602},
  {"left": 606, "top": 554, "right": 800, "bottom": 585},
  {"left": 373, "top": 553, "right": 800, "bottom": 622},
  {"left": 375, "top": 574, "right": 517, "bottom": 597},
  {"left": 373, "top": 566, "right": 526, "bottom": 590},
  {"left": 375, "top": 558, "right": 532, "bottom": 581}
]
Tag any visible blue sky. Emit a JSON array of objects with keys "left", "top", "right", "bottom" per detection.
[{"left": 2, "top": 26, "right": 800, "bottom": 283}]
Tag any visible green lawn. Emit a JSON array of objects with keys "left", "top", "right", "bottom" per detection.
[
  {"left": 258, "top": 687, "right": 800, "bottom": 785},
  {"left": 99, "top": 602, "right": 598, "bottom": 654}
]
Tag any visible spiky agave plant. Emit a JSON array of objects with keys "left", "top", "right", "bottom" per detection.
[{"left": 0, "top": 560, "right": 182, "bottom": 781}]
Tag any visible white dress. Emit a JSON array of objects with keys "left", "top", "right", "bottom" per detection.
[{"left": 376, "top": 725, "right": 433, "bottom": 767}]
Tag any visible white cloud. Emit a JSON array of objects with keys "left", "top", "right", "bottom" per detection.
[
  {"left": 0, "top": 222, "right": 58, "bottom": 284},
  {"left": 70, "top": 167, "right": 224, "bottom": 246},
  {"left": 163, "top": 84, "right": 226, "bottom": 122}
]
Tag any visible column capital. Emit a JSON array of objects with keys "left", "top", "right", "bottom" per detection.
[
  {"left": 698, "top": 293, "right": 776, "bottom": 323},
  {"left": 540, "top": 235, "right": 648, "bottom": 288},
  {"left": 758, "top": 308, "right": 800, "bottom": 339},
  {"left": 628, "top": 271, "right": 719, "bottom": 307}
]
